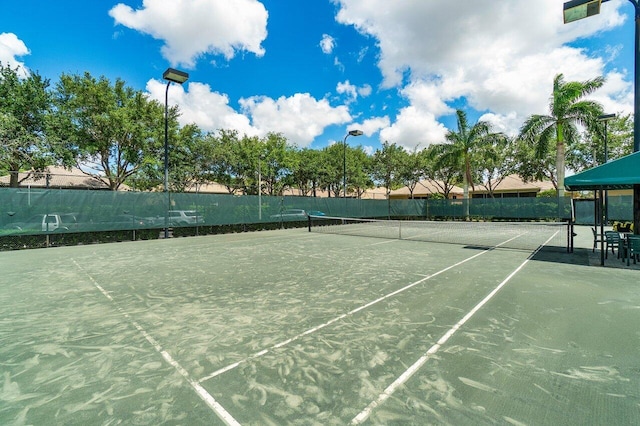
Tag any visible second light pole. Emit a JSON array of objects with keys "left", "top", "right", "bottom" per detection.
[
  {"left": 163, "top": 67, "right": 189, "bottom": 239},
  {"left": 598, "top": 112, "right": 616, "bottom": 223},
  {"left": 343, "top": 129, "right": 363, "bottom": 198}
]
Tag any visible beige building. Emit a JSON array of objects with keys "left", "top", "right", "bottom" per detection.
[
  {"left": 1, "top": 169, "right": 555, "bottom": 200},
  {"left": 0, "top": 166, "right": 118, "bottom": 190},
  {"left": 389, "top": 179, "right": 464, "bottom": 200},
  {"left": 185, "top": 181, "right": 236, "bottom": 194},
  {"left": 472, "top": 175, "right": 555, "bottom": 198},
  {"left": 388, "top": 175, "right": 555, "bottom": 200}
]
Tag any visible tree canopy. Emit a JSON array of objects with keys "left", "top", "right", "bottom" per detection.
[
  {"left": 49, "top": 72, "right": 167, "bottom": 190},
  {"left": 1, "top": 66, "right": 634, "bottom": 199},
  {"left": 0, "top": 63, "right": 52, "bottom": 187},
  {"left": 519, "top": 73, "right": 605, "bottom": 197}
]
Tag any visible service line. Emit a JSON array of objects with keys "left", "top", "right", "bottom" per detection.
[
  {"left": 198, "top": 233, "right": 524, "bottom": 384},
  {"left": 350, "top": 233, "right": 558, "bottom": 424}
]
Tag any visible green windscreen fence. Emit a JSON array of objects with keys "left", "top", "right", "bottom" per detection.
[
  {"left": 571, "top": 196, "right": 633, "bottom": 226},
  {"left": 0, "top": 188, "right": 597, "bottom": 237}
]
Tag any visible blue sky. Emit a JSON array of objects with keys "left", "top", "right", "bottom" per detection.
[{"left": 0, "top": 0, "right": 636, "bottom": 154}]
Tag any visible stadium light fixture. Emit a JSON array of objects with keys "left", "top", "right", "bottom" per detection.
[
  {"left": 564, "top": 0, "right": 639, "bottom": 236},
  {"left": 343, "top": 129, "right": 364, "bottom": 199},
  {"left": 563, "top": 0, "right": 604, "bottom": 24},
  {"left": 163, "top": 68, "right": 189, "bottom": 84},
  {"left": 163, "top": 67, "right": 189, "bottom": 239}
]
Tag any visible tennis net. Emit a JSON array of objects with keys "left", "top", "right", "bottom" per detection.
[{"left": 308, "top": 216, "right": 569, "bottom": 251}]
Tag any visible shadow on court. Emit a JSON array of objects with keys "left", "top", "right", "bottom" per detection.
[{"left": 531, "top": 246, "right": 590, "bottom": 266}]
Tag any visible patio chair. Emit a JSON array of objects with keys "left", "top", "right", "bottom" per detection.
[
  {"left": 627, "top": 235, "right": 640, "bottom": 266},
  {"left": 604, "top": 231, "right": 622, "bottom": 259},
  {"left": 591, "top": 227, "right": 604, "bottom": 252}
]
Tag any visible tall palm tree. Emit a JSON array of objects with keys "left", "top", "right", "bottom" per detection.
[
  {"left": 519, "top": 73, "right": 604, "bottom": 197},
  {"left": 432, "top": 109, "right": 500, "bottom": 209}
]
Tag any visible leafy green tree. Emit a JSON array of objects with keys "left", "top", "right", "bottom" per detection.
[
  {"left": 0, "top": 63, "right": 52, "bottom": 187},
  {"left": 293, "top": 148, "right": 324, "bottom": 197},
  {"left": 398, "top": 148, "right": 426, "bottom": 199},
  {"left": 423, "top": 144, "right": 460, "bottom": 198},
  {"left": 568, "top": 113, "right": 633, "bottom": 173},
  {"left": 205, "top": 129, "right": 244, "bottom": 194},
  {"left": 371, "top": 142, "right": 406, "bottom": 194},
  {"left": 519, "top": 73, "right": 604, "bottom": 197},
  {"left": 234, "top": 133, "right": 262, "bottom": 195},
  {"left": 431, "top": 109, "right": 500, "bottom": 216},
  {"left": 476, "top": 134, "right": 515, "bottom": 197},
  {"left": 345, "top": 145, "right": 373, "bottom": 198},
  {"left": 204, "top": 130, "right": 296, "bottom": 196},
  {"left": 166, "top": 124, "right": 210, "bottom": 192},
  {"left": 319, "top": 143, "right": 345, "bottom": 197},
  {"left": 260, "top": 132, "right": 296, "bottom": 196},
  {"left": 513, "top": 138, "right": 558, "bottom": 188},
  {"left": 314, "top": 142, "right": 373, "bottom": 198},
  {"left": 50, "top": 72, "right": 166, "bottom": 190}
]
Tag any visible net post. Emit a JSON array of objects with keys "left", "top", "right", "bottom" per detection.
[{"left": 308, "top": 215, "right": 311, "bottom": 232}]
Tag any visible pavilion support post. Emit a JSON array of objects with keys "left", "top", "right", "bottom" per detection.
[
  {"left": 599, "top": 189, "right": 605, "bottom": 266},
  {"left": 634, "top": 184, "right": 640, "bottom": 234}
]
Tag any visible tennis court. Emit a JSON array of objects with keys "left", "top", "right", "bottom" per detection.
[{"left": 1, "top": 223, "right": 639, "bottom": 425}]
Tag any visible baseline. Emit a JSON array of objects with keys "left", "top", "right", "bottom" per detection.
[{"left": 72, "top": 259, "right": 240, "bottom": 426}]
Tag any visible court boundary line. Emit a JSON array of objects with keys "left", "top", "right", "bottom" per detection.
[
  {"left": 71, "top": 259, "right": 241, "bottom": 426},
  {"left": 350, "top": 233, "right": 557, "bottom": 424},
  {"left": 198, "top": 233, "right": 524, "bottom": 384}
]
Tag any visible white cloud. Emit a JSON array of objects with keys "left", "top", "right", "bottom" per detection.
[
  {"left": 478, "top": 111, "right": 521, "bottom": 136},
  {"left": 337, "top": 80, "right": 372, "bottom": 104},
  {"left": 353, "top": 116, "right": 390, "bottom": 137},
  {"left": 109, "top": 0, "right": 268, "bottom": 68},
  {"left": 334, "top": 0, "right": 632, "bottom": 144},
  {"left": 146, "top": 79, "right": 257, "bottom": 136},
  {"left": 320, "top": 34, "right": 336, "bottom": 54},
  {"left": 370, "top": 80, "right": 451, "bottom": 150},
  {"left": 240, "top": 93, "right": 352, "bottom": 147},
  {"left": 337, "top": 80, "right": 357, "bottom": 102},
  {"left": 335, "top": 0, "right": 625, "bottom": 88},
  {"left": 589, "top": 69, "right": 633, "bottom": 116},
  {"left": 0, "top": 33, "right": 30, "bottom": 76},
  {"left": 379, "top": 107, "right": 447, "bottom": 151},
  {"left": 147, "top": 81, "right": 353, "bottom": 147},
  {"left": 358, "top": 84, "right": 372, "bottom": 97}
]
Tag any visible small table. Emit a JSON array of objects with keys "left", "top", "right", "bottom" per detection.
[{"left": 620, "top": 232, "right": 632, "bottom": 265}]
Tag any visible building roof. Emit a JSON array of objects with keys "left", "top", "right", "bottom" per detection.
[
  {"left": 184, "top": 181, "right": 235, "bottom": 194},
  {"left": 0, "top": 166, "right": 118, "bottom": 190},
  {"left": 359, "top": 187, "right": 388, "bottom": 199},
  {"left": 389, "top": 180, "right": 464, "bottom": 198},
  {"left": 474, "top": 174, "right": 555, "bottom": 194}
]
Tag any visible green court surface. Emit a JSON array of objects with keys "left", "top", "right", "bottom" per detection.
[{"left": 1, "top": 225, "right": 639, "bottom": 425}]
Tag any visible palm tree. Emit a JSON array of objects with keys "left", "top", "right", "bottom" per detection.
[
  {"left": 519, "top": 73, "right": 604, "bottom": 197},
  {"left": 432, "top": 109, "right": 501, "bottom": 215}
]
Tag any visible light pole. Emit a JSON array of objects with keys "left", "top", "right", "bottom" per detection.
[
  {"left": 597, "top": 113, "right": 616, "bottom": 165},
  {"left": 162, "top": 67, "right": 189, "bottom": 238},
  {"left": 598, "top": 113, "right": 616, "bottom": 223},
  {"left": 563, "top": 0, "right": 640, "bottom": 234},
  {"left": 258, "top": 154, "right": 264, "bottom": 221},
  {"left": 343, "top": 129, "right": 363, "bottom": 199}
]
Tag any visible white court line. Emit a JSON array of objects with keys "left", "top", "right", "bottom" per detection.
[
  {"left": 72, "top": 260, "right": 240, "bottom": 426},
  {"left": 198, "top": 233, "right": 524, "bottom": 384},
  {"left": 350, "top": 233, "right": 558, "bottom": 424}
]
